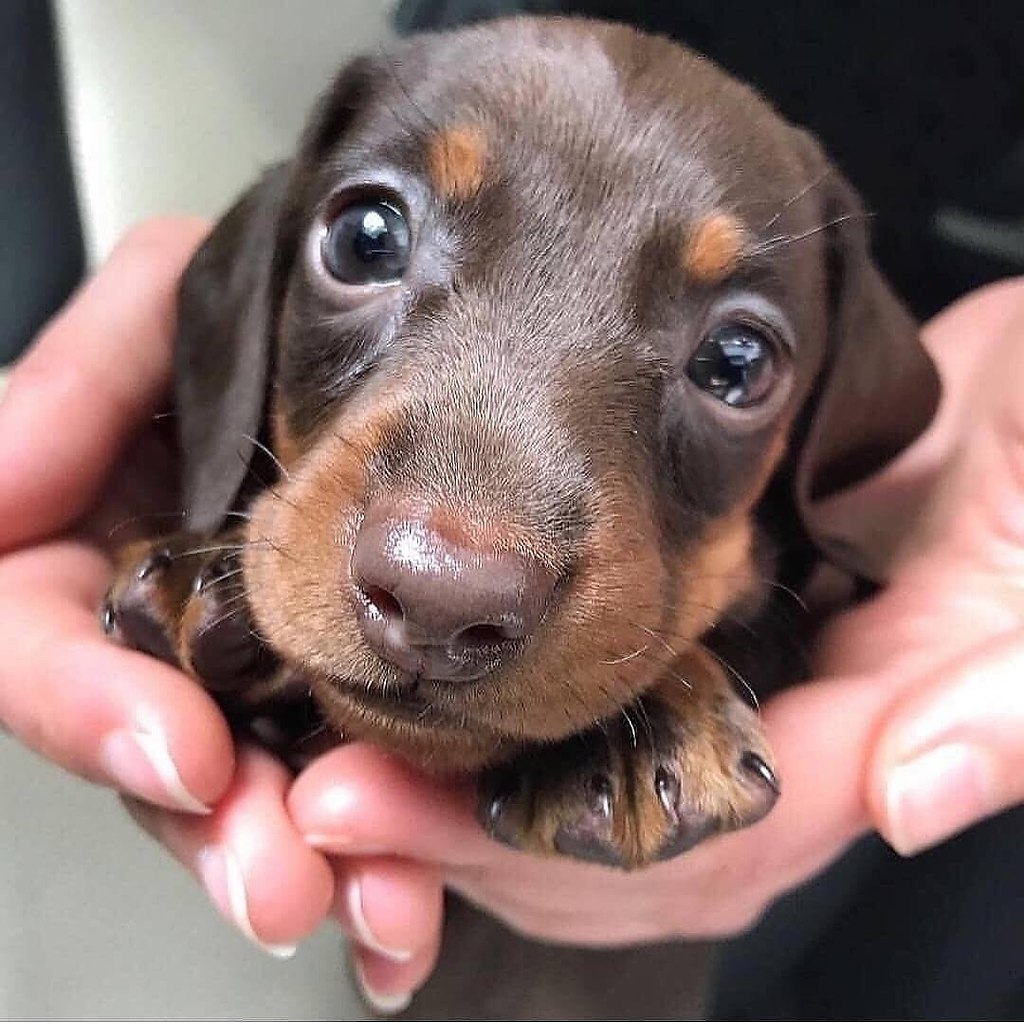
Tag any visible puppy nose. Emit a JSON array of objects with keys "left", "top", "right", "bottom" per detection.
[{"left": 352, "top": 505, "right": 556, "bottom": 682}]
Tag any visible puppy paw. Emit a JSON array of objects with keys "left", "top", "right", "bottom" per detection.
[
  {"left": 103, "top": 531, "right": 274, "bottom": 692},
  {"left": 479, "top": 650, "right": 778, "bottom": 868}
]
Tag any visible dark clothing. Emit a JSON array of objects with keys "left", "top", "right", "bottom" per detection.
[{"left": 0, "top": 1, "right": 84, "bottom": 364}]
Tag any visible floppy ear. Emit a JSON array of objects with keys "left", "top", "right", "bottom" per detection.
[
  {"left": 793, "top": 162, "right": 941, "bottom": 580},
  {"left": 175, "top": 163, "right": 290, "bottom": 534},
  {"left": 174, "top": 54, "right": 382, "bottom": 535}
]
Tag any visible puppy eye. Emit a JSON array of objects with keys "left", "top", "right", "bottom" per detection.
[
  {"left": 686, "top": 322, "right": 779, "bottom": 408},
  {"left": 321, "top": 201, "right": 411, "bottom": 284}
]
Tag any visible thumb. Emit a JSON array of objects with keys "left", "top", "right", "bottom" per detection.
[
  {"left": 0, "top": 218, "right": 208, "bottom": 551},
  {"left": 867, "top": 628, "right": 1024, "bottom": 856}
]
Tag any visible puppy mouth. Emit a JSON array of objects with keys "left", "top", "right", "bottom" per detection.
[
  {"left": 325, "top": 672, "right": 485, "bottom": 731},
  {"left": 347, "top": 679, "right": 443, "bottom": 721}
]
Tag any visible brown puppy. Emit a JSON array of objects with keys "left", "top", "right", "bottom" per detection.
[{"left": 103, "top": 16, "right": 939, "bottom": 870}]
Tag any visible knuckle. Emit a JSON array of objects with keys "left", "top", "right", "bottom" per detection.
[{"left": 112, "top": 216, "right": 208, "bottom": 265}]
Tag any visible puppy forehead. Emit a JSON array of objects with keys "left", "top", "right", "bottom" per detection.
[{"left": 327, "top": 21, "right": 805, "bottom": 225}]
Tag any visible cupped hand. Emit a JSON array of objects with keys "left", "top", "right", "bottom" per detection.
[
  {"left": 7, "top": 227, "right": 1020, "bottom": 1011},
  {"left": 286, "top": 278, "right": 1024, "bottom": 1008},
  {"left": 0, "top": 222, "right": 332, "bottom": 957}
]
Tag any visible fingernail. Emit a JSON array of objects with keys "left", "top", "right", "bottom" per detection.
[
  {"left": 353, "top": 954, "right": 413, "bottom": 1016},
  {"left": 301, "top": 782, "right": 388, "bottom": 855},
  {"left": 197, "top": 846, "right": 298, "bottom": 959},
  {"left": 345, "top": 875, "right": 414, "bottom": 962},
  {"left": 305, "top": 833, "right": 388, "bottom": 856},
  {"left": 100, "top": 727, "right": 211, "bottom": 814},
  {"left": 885, "top": 742, "right": 998, "bottom": 856}
]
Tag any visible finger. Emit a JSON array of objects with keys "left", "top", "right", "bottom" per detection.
[
  {"left": 0, "top": 218, "right": 209, "bottom": 550},
  {"left": 806, "top": 278, "right": 1024, "bottom": 575},
  {"left": 333, "top": 857, "right": 442, "bottom": 1014},
  {"left": 867, "top": 630, "right": 1024, "bottom": 856},
  {"left": 288, "top": 743, "right": 488, "bottom": 866},
  {"left": 127, "top": 745, "right": 335, "bottom": 954},
  {"left": 0, "top": 541, "right": 233, "bottom": 812},
  {"left": 289, "top": 677, "right": 887, "bottom": 925}
]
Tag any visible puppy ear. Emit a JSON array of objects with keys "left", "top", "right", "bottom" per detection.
[
  {"left": 175, "top": 56, "right": 381, "bottom": 534},
  {"left": 175, "top": 163, "right": 290, "bottom": 534},
  {"left": 793, "top": 160, "right": 941, "bottom": 579}
]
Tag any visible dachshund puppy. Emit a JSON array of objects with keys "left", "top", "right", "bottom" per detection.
[{"left": 103, "top": 16, "right": 939, "bottom": 870}]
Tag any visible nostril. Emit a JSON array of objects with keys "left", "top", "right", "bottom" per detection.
[
  {"left": 362, "top": 584, "right": 403, "bottom": 624},
  {"left": 455, "top": 622, "right": 514, "bottom": 649}
]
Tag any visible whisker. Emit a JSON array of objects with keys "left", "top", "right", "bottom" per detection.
[
  {"left": 242, "top": 432, "right": 291, "bottom": 481},
  {"left": 260, "top": 535, "right": 299, "bottom": 564},
  {"left": 637, "top": 650, "right": 693, "bottom": 692},
  {"left": 759, "top": 168, "right": 831, "bottom": 232},
  {"left": 246, "top": 625, "right": 272, "bottom": 647},
  {"left": 378, "top": 46, "right": 442, "bottom": 136},
  {"left": 200, "top": 566, "right": 245, "bottom": 590},
  {"left": 704, "top": 646, "right": 760, "bottom": 715},
  {"left": 632, "top": 696, "right": 657, "bottom": 756},
  {"left": 747, "top": 212, "right": 875, "bottom": 258},
  {"left": 107, "top": 511, "right": 186, "bottom": 539},
  {"left": 169, "top": 542, "right": 247, "bottom": 561},
  {"left": 620, "top": 704, "right": 639, "bottom": 748},
  {"left": 196, "top": 600, "right": 249, "bottom": 638},
  {"left": 331, "top": 429, "right": 368, "bottom": 457},
  {"left": 634, "top": 622, "right": 680, "bottom": 660},
  {"left": 295, "top": 718, "right": 330, "bottom": 745},
  {"left": 665, "top": 573, "right": 810, "bottom": 615},
  {"left": 600, "top": 644, "right": 649, "bottom": 666},
  {"left": 238, "top": 451, "right": 300, "bottom": 510}
]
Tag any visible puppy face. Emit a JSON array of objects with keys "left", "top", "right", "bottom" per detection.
[{"left": 187, "top": 19, "right": 933, "bottom": 768}]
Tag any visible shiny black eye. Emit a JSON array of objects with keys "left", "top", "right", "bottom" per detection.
[
  {"left": 321, "top": 201, "right": 411, "bottom": 284},
  {"left": 686, "top": 322, "right": 778, "bottom": 408}
]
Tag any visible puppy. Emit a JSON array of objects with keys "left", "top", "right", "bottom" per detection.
[{"left": 103, "top": 16, "right": 939, "bottom": 871}]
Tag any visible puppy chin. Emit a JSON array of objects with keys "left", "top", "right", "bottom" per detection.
[{"left": 308, "top": 672, "right": 518, "bottom": 772}]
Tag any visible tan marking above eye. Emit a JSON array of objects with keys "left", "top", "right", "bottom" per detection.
[
  {"left": 682, "top": 212, "right": 746, "bottom": 283},
  {"left": 270, "top": 396, "right": 303, "bottom": 471},
  {"left": 427, "top": 125, "right": 487, "bottom": 201}
]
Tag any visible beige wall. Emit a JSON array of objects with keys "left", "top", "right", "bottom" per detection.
[{"left": 56, "top": 0, "right": 398, "bottom": 264}]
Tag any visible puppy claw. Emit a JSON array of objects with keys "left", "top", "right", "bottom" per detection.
[
  {"left": 741, "top": 750, "right": 780, "bottom": 796},
  {"left": 105, "top": 531, "right": 277, "bottom": 696},
  {"left": 655, "top": 765, "right": 681, "bottom": 816},
  {"left": 478, "top": 666, "right": 778, "bottom": 868},
  {"left": 100, "top": 598, "right": 117, "bottom": 635},
  {"left": 478, "top": 774, "right": 527, "bottom": 849},
  {"left": 586, "top": 772, "right": 614, "bottom": 818},
  {"left": 136, "top": 547, "right": 172, "bottom": 581}
]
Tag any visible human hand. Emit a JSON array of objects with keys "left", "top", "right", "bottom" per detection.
[
  {"left": 0, "top": 221, "right": 333, "bottom": 958},
  {"left": 9, "top": 229, "right": 1020, "bottom": 1010},
  {"left": 286, "top": 278, "right": 1024, "bottom": 1007}
]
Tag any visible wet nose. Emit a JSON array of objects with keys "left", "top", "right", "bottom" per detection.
[{"left": 351, "top": 504, "right": 557, "bottom": 682}]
